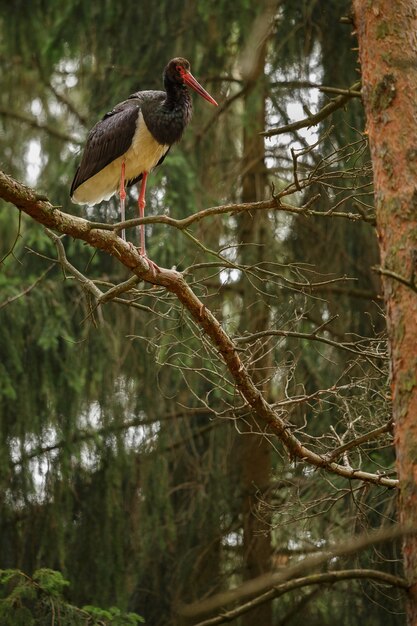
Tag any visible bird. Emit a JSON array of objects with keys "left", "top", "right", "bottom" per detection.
[{"left": 70, "top": 57, "right": 218, "bottom": 265}]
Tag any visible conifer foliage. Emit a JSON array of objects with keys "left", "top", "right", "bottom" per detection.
[{"left": 0, "top": 2, "right": 411, "bottom": 625}]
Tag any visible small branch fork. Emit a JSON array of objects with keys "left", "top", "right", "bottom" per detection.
[{"left": 0, "top": 170, "right": 397, "bottom": 489}]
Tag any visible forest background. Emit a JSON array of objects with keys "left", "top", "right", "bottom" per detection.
[{"left": 0, "top": 1, "right": 415, "bottom": 625}]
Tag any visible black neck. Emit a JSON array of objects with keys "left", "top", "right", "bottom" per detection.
[
  {"left": 142, "top": 76, "right": 193, "bottom": 145},
  {"left": 163, "top": 74, "right": 192, "bottom": 112}
]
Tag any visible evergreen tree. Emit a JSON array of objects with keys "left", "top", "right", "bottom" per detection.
[{"left": 0, "top": 1, "right": 403, "bottom": 625}]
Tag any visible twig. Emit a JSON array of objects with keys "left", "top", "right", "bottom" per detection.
[
  {"left": 374, "top": 265, "right": 417, "bottom": 293},
  {"left": 319, "top": 85, "right": 362, "bottom": 97},
  {"left": 0, "top": 209, "right": 22, "bottom": 264},
  {"left": 324, "top": 420, "right": 393, "bottom": 463},
  {"left": 234, "top": 327, "right": 386, "bottom": 360},
  {"left": 98, "top": 275, "right": 141, "bottom": 304},
  {"left": 0, "top": 264, "right": 54, "bottom": 310},
  {"left": 44, "top": 229, "right": 162, "bottom": 317}
]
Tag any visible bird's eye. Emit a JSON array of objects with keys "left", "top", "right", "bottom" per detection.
[{"left": 176, "top": 65, "right": 187, "bottom": 78}]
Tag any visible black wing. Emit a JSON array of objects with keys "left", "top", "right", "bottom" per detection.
[{"left": 70, "top": 99, "right": 141, "bottom": 196}]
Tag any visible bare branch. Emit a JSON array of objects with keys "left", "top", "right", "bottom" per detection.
[
  {"left": 325, "top": 420, "right": 393, "bottom": 463},
  {"left": 182, "top": 525, "right": 413, "bottom": 619},
  {"left": 262, "top": 81, "right": 361, "bottom": 137},
  {"left": 0, "top": 264, "right": 54, "bottom": 310},
  {"left": 46, "top": 81, "right": 88, "bottom": 127},
  {"left": 13, "top": 408, "right": 224, "bottom": 467},
  {"left": 234, "top": 327, "right": 387, "bottom": 361},
  {"left": 113, "top": 193, "right": 374, "bottom": 236},
  {"left": 374, "top": 264, "right": 417, "bottom": 293},
  {"left": 0, "top": 170, "right": 397, "bottom": 489},
  {"left": 0, "top": 107, "right": 82, "bottom": 144},
  {"left": 44, "top": 229, "right": 167, "bottom": 317},
  {"left": 0, "top": 208, "right": 22, "bottom": 265},
  {"left": 193, "top": 569, "right": 407, "bottom": 626}
]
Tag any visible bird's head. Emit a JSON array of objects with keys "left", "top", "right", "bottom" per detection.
[{"left": 165, "top": 57, "right": 218, "bottom": 107}]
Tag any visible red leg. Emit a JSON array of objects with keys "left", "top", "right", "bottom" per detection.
[
  {"left": 137, "top": 172, "right": 160, "bottom": 274},
  {"left": 119, "top": 160, "right": 126, "bottom": 241},
  {"left": 138, "top": 171, "right": 148, "bottom": 255}
]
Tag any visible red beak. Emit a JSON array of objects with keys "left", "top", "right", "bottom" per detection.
[{"left": 183, "top": 71, "right": 218, "bottom": 107}]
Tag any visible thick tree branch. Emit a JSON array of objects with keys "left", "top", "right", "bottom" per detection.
[{"left": 0, "top": 171, "right": 398, "bottom": 489}]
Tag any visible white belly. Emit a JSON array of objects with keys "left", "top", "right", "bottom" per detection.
[{"left": 72, "top": 112, "right": 169, "bottom": 205}]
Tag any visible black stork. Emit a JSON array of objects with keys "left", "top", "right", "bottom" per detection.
[{"left": 70, "top": 57, "right": 218, "bottom": 263}]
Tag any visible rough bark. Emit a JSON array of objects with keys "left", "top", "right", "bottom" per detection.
[{"left": 352, "top": 1, "right": 417, "bottom": 623}]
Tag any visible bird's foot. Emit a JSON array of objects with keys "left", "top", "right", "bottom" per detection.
[
  {"left": 142, "top": 254, "right": 161, "bottom": 276},
  {"left": 126, "top": 242, "right": 160, "bottom": 275}
]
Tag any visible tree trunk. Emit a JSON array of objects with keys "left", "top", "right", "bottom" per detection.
[
  {"left": 352, "top": 2, "right": 417, "bottom": 624},
  {"left": 238, "top": 51, "right": 273, "bottom": 626}
]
